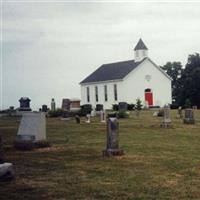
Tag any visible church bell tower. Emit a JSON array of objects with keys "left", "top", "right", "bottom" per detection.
[{"left": 134, "top": 38, "right": 148, "bottom": 62}]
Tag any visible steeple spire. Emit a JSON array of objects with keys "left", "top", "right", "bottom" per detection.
[
  {"left": 134, "top": 38, "right": 148, "bottom": 62},
  {"left": 134, "top": 38, "right": 148, "bottom": 50}
]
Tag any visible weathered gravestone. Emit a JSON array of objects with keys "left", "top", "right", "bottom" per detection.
[
  {"left": 0, "top": 136, "right": 14, "bottom": 181},
  {"left": 0, "top": 135, "right": 4, "bottom": 164},
  {"left": 62, "top": 99, "right": 71, "bottom": 111},
  {"left": 85, "top": 114, "right": 91, "bottom": 123},
  {"left": 184, "top": 109, "right": 195, "bottom": 124},
  {"left": 0, "top": 163, "right": 15, "bottom": 182},
  {"left": 75, "top": 115, "right": 80, "bottom": 124},
  {"left": 177, "top": 106, "right": 183, "bottom": 118},
  {"left": 42, "top": 105, "right": 48, "bottom": 112},
  {"left": 61, "top": 111, "right": 71, "bottom": 120},
  {"left": 118, "top": 102, "right": 128, "bottom": 111},
  {"left": 51, "top": 98, "right": 56, "bottom": 111},
  {"left": 100, "top": 110, "right": 106, "bottom": 123},
  {"left": 160, "top": 106, "right": 172, "bottom": 128},
  {"left": 18, "top": 97, "right": 31, "bottom": 111},
  {"left": 102, "top": 118, "right": 124, "bottom": 156},
  {"left": 14, "top": 112, "right": 49, "bottom": 150}
]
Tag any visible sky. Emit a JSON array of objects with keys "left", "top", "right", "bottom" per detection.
[{"left": 1, "top": 1, "right": 200, "bottom": 110}]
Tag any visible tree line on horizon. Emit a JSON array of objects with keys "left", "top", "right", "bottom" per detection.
[{"left": 161, "top": 53, "right": 200, "bottom": 108}]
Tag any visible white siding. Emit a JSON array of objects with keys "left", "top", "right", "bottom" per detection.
[{"left": 80, "top": 59, "right": 172, "bottom": 109}]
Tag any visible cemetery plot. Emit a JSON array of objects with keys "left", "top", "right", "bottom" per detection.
[{"left": 0, "top": 110, "right": 200, "bottom": 200}]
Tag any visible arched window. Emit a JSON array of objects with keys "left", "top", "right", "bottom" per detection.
[{"left": 145, "top": 88, "right": 151, "bottom": 92}]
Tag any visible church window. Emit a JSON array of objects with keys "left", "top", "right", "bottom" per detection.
[
  {"left": 87, "top": 87, "right": 90, "bottom": 102},
  {"left": 114, "top": 84, "right": 118, "bottom": 101},
  {"left": 104, "top": 85, "right": 108, "bottom": 101},
  {"left": 95, "top": 86, "right": 98, "bottom": 102}
]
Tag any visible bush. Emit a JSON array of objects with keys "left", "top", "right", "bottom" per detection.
[
  {"left": 135, "top": 98, "right": 142, "bottom": 110},
  {"left": 117, "top": 111, "right": 129, "bottom": 118},
  {"left": 112, "top": 104, "right": 118, "bottom": 111},
  {"left": 79, "top": 104, "right": 92, "bottom": 116},
  {"left": 48, "top": 109, "right": 63, "bottom": 117},
  {"left": 128, "top": 104, "right": 135, "bottom": 110}
]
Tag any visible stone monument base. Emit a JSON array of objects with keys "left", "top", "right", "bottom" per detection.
[
  {"left": 160, "top": 122, "right": 172, "bottom": 128},
  {"left": 183, "top": 118, "right": 195, "bottom": 124},
  {"left": 0, "top": 163, "right": 15, "bottom": 182},
  {"left": 14, "top": 139, "right": 50, "bottom": 150},
  {"left": 102, "top": 148, "right": 124, "bottom": 157}
]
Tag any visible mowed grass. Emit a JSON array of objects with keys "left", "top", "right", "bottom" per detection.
[{"left": 0, "top": 110, "right": 200, "bottom": 200}]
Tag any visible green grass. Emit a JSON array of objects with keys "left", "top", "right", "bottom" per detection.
[{"left": 0, "top": 110, "right": 200, "bottom": 200}]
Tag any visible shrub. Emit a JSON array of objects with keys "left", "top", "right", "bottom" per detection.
[
  {"left": 48, "top": 109, "right": 63, "bottom": 117},
  {"left": 112, "top": 104, "right": 118, "bottom": 111},
  {"left": 117, "top": 111, "right": 129, "bottom": 118},
  {"left": 135, "top": 98, "right": 142, "bottom": 110},
  {"left": 128, "top": 104, "right": 135, "bottom": 110},
  {"left": 79, "top": 104, "right": 92, "bottom": 116}
]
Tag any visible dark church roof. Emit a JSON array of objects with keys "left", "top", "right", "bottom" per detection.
[
  {"left": 134, "top": 38, "right": 148, "bottom": 50},
  {"left": 80, "top": 59, "right": 145, "bottom": 84}
]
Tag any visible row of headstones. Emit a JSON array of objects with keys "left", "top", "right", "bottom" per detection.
[{"left": 160, "top": 107, "right": 195, "bottom": 128}]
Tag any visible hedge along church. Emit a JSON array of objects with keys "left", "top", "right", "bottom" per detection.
[{"left": 80, "top": 39, "right": 172, "bottom": 109}]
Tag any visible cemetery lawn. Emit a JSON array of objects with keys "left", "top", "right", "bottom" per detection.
[{"left": 0, "top": 110, "right": 200, "bottom": 200}]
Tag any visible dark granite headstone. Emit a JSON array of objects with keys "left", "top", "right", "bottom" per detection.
[
  {"left": 42, "top": 105, "right": 48, "bottom": 112},
  {"left": 62, "top": 111, "right": 70, "bottom": 118},
  {"left": 96, "top": 104, "right": 103, "bottom": 111},
  {"left": 0, "top": 135, "right": 4, "bottom": 164},
  {"left": 118, "top": 102, "right": 128, "bottom": 111},
  {"left": 62, "top": 99, "right": 71, "bottom": 111},
  {"left": 103, "top": 118, "right": 124, "bottom": 156},
  {"left": 75, "top": 115, "right": 80, "bottom": 124},
  {"left": 184, "top": 109, "right": 195, "bottom": 124},
  {"left": 19, "top": 97, "right": 31, "bottom": 111}
]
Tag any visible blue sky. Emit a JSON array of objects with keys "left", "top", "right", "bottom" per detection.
[{"left": 1, "top": 1, "right": 200, "bottom": 110}]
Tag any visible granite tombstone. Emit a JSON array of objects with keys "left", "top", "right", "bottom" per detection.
[
  {"left": 15, "top": 112, "right": 49, "bottom": 149},
  {"left": 160, "top": 106, "right": 172, "bottom": 128},
  {"left": 184, "top": 109, "right": 195, "bottom": 124},
  {"left": 103, "top": 118, "right": 124, "bottom": 156},
  {"left": 18, "top": 97, "right": 31, "bottom": 111}
]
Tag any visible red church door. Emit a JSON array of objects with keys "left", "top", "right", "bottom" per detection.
[{"left": 145, "top": 89, "right": 153, "bottom": 106}]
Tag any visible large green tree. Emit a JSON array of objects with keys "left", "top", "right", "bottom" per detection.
[
  {"left": 161, "top": 62, "right": 183, "bottom": 105},
  {"left": 180, "top": 53, "right": 200, "bottom": 107}
]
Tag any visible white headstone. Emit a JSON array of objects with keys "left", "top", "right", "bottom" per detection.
[
  {"left": 100, "top": 110, "right": 106, "bottom": 123},
  {"left": 85, "top": 114, "right": 91, "bottom": 123},
  {"left": 17, "top": 112, "right": 46, "bottom": 141}
]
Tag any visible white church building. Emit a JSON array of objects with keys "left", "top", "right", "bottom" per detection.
[{"left": 80, "top": 39, "right": 172, "bottom": 109}]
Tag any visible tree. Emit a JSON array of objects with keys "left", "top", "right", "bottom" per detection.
[
  {"left": 180, "top": 53, "right": 200, "bottom": 107},
  {"left": 161, "top": 62, "right": 183, "bottom": 105}
]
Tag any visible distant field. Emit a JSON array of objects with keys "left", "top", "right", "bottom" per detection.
[{"left": 0, "top": 110, "right": 200, "bottom": 200}]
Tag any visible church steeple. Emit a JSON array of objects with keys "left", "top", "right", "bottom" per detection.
[{"left": 134, "top": 38, "right": 148, "bottom": 62}]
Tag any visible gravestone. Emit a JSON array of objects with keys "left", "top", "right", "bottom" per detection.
[
  {"left": 42, "top": 105, "right": 48, "bottom": 112},
  {"left": 75, "top": 115, "right": 80, "bottom": 124},
  {"left": 184, "top": 109, "right": 195, "bottom": 124},
  {"left": 0, "top": 135, "right": 4, "bottom": 164},
  {"left": 51, "top": 98, "right": 56, "bottom": 111},
  {"left": 62, "top": 99, "right": 71, "bottom": 111},
  {"left": 85, "top": 114, "right": 91, "bottom": 123},
  {"left": 61, "top": 111, "right": 71, "bottom": 120},
  {"left": 91, "top": 110, "right": 96, "bottom": 117},
  {"left": 18, "top": 97, "right": 31, "bottom": 111},
  {"left": 0, "top": 163, "right": 15, "bottom": 182},
  {"left": 177, "top": 106, "right": 183, "bottom": 118},
  {"left": 70, "top": 99, "right": 80, "bottom": 112},
  {"left": 102, "top": 118, "right": 124, "bottom": 156},
  {"left": 14, "top": 112, "right": 49, "bottom": 150},
  {"left": 100, "top": 110, "right": 106, "bottom": 123},
  {"left": 160, "top": 106, "right": 172, "bottom": 128},
  {"left": 118, "top": 102, "right": 128, "bottom": 111}
]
